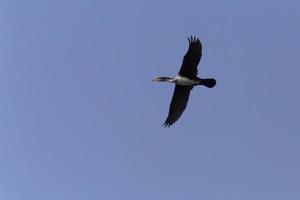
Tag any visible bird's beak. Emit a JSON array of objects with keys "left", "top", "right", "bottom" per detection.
[{"left": 152, "top": 77, "right": 160, "bottom": 82}]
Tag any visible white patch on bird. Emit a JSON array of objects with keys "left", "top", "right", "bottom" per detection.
[{"left": 174, "top": 75, "right": 199, "bottom": 86}]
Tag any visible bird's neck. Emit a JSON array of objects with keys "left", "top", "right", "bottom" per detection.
[{"left": 153, "top": 77, "right": 175, "bottom": 82}]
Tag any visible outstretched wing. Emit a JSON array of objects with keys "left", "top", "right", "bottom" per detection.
[
  {"left": 178, "top": 36, "right": 202, "bottom": 79},
  {"left": 164, "top": 85, "right": 193, "bottom": 127}
]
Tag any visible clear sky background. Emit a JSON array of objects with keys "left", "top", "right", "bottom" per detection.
[{"left": 1, "top": 0, "right": 300, "bottom": 199}]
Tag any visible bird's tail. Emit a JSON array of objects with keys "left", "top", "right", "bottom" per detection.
[{"left": 201, "top": 78, "right": 216, "bottom": 88}]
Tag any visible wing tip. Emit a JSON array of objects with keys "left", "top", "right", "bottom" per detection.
[
  {"left": 163, "top": 118, "right": 174, "bottom": 128},
  {"left": 163, "top": 122, "right": 172, "bottom": 128},
  {"left": 187, "top": 36, "right": 201, "bottom": 44}
]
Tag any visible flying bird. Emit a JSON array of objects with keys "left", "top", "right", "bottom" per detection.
[{"left": 153, "top": 36, "right": 216, "bottom": 127}]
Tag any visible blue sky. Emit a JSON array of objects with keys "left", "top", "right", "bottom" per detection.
[{"left": 1, "top": 0, "right": 300, "bottom": 199}]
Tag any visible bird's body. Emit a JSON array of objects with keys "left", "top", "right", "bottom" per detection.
[
  {"left": 173, "top": 75, "right": 200, "bottom": 86},
  {"left": 153, "top": 75, "right": 199, "bottom": 85},
  {"left": 153, "top": 36, "right": 216, "bottom": 127}
]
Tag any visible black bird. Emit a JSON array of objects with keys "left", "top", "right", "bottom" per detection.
[{"left": 153, "top": 36, "right": 216, "bottom": 127}]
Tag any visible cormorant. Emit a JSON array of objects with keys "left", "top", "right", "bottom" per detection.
[{"left": 153, "top": 36, "right": 216, "bottom": 127}]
